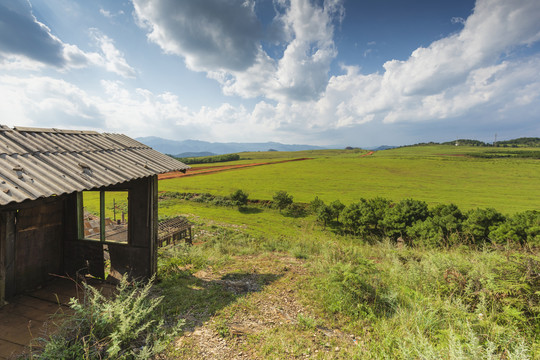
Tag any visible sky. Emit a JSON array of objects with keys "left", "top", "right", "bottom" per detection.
[{"left": 0, "top": 0, "right": 539, "bottom": 148}]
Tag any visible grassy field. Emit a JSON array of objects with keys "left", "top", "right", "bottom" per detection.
[
  {"left": 32, "top": 145, "right": 538, "bottom": 359},
  {"left": 160, "top": 145, "right": 539, "bottom": 214},
  {"left": 153, "top": 200, "right": 539, "bottom": 359}
]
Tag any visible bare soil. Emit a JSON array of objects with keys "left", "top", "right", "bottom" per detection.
[
  {"left": 158, "top": 158, "right": 312, "bottom": 180},
  {"left": 167, "top": 254, "right": 357, "bottom": 359}
]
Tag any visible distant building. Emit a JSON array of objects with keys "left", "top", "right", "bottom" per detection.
[{"left": 0, "top": 126, "right": 189, "bottom": 305}]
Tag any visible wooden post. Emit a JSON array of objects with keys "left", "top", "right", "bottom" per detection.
[
  {"left": 0, "top": 211, "right": 16, "bottom": 305},
  {"left": 150, "top": 175, "right": 158, "bottom": 276}
]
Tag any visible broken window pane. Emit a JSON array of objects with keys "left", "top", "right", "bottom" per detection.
[
  {"left": 82, "top": 191, "right": 101, "bottom": 241},
  {"left": 79, "top": 190, "right": 129, "bottom": 244},
  {"left": 104, "top": 191, "right": 128, "bottom": 243}
]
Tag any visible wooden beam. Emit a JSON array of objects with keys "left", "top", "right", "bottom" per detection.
[{"left": 0, "top": 211, "right": 16, "bottom": 304}]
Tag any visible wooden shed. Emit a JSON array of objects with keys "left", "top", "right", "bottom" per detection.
[{"left": 0, "top": 126, "right": 189, "bottom": 305}]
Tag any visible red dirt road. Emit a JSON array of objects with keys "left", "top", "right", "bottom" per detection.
[{"left": 158, "top": 158, "right": 313, "bottom": 180}]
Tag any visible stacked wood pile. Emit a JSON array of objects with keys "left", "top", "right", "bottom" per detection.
[{"left": 158, "top": 216, "right": 192, "bottom": 247}]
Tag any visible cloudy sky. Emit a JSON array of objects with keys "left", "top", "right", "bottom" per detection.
[{"left": 1, "top": 0, "right": 539, "bottom": 147}]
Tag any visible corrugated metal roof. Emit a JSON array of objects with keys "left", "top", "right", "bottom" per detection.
[{"left": 0, "top": 126, "right": 190, "bottom": 206}]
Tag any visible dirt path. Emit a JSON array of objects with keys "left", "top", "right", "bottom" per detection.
[
  {"left": 158, "top": 158, "right": 312, "bottom": 180},
  {"left": 169, "top": 254, "right": 356, "bottom": 359}
]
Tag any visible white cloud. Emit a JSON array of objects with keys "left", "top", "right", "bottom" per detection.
[
  {"left": 133, "top": 0, "right": 262, "bottom": 72},
  {"left": 90, "top": 30, "right": 137, "bottom": 78},
  {"left": 0, "top": 75, "right": 104, "bottom": 128},
  {"left": 246, "top": 0, "right": 540, "bottom": 132},
  {"left": 99, "top": 8, "right": 124, "bottom": 19},
  {"left": 133, "top": 0, "right": 344, "bottom": 102},
  {"left": 0, "top": 0, "right": 136, "bottom": 78},
  {"left": 2, "top": 0, "right": 540, "bottom": 147}
]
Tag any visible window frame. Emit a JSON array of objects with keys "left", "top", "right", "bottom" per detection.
[{"left": 77, "top": 189, "right": 130, "bottom": 245}]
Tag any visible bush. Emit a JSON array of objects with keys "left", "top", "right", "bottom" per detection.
[
  {"left": 176, "top": 153, "right": 240, "bottom": 164},
  {"left": 285, "top": 203, "right": 308, "bottom": 218},
  {"left": 229, "top": 189, "right": 249, "bottom": 207},
  {"left": 462, "top": 208, "right": 505, "bottom": 244},
  {"left": 310, "top": 196, "right": 325, "bottom": 214},
  {"left": 329, "top": 200, "right": 345, "bottom": 222},
  {"left": 341, "top": 197, "right": 390, "bottom": 236},
  {"left": 316, "top": 204, "right": 334, "bottom": 227},
  {"left": 489, "top": 210, "right": 540, "bottom": 246},
  {"left": 273, "top": 191, "right": 293, "bottom": 212},
  {"left": 407, "top": 203, "right": 465, "bottom": 247},
  {"left": 29, "top": 277, "right": 182, "bottom": 359},
  {"left": 381, "top": 199, "right": 429, "bottom": 241}
]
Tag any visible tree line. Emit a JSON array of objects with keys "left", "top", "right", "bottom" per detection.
[
  {"left": 311, "top": 197, "right": 539, "bottom": 248},
  {"left": 175, "top": 153, "right": 240, "bottom": 165}
]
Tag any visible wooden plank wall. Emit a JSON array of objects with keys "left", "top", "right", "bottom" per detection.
[
  {"left": 14, "top": 199, "right": 64, "bottom": 294},
  {"left": 63, "top": 176, "right": 157, "bottom": 281}
]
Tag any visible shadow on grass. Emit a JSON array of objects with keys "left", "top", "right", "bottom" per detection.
[
  {"left": 238, "top": 206, "right": 263, "bottom": 214},
  {"left": 158, "top": 271, "right": 281, "bottom": 331}
]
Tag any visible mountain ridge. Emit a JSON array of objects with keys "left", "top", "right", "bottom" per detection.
[{"left": 136, "top": 136, "right": 327, "bottom": 155}]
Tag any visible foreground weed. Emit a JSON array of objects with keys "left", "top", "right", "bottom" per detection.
[{"left": 27, "top": 276, "right": 183, "bottom": 360}]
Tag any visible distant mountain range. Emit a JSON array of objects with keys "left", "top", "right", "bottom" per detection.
[{"left": 136, "top": 137, "right": 326, "bottom": 156}]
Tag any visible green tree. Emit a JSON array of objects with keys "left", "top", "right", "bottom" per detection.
[
  {"left": 462, "top": 208, "right": 505, "bottom": 244},
  {"left": 329, "top": 200, "right": 345, "bottom": 222},
  {"left": 407, "top": 203, "right": 465, "bottom": 247},
  {"left": 341, "top": 197, "right": 391, "bottom": 236},
  {"left": 316, "top": 204, "right": 334, "bottom": 227},
  {"left": 273, "top": 191, "right": 293, "bottom": 212},
  {"left": 310, "top": 196, "right": 325, "bottom": 214},
  {"left": 489, "top": 210, "right": 540, "bottom": 246},
  {"left": 230, "top": 189, "right": 249, "bottom": 208},
  {"left": 381, "top": 199, "right": 429, "bottom": 241}
]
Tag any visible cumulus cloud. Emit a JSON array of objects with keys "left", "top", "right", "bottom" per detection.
[
  {"left": 0, "top": 0, "right": 136, "bottom": 78},
  {"left": 239, "top": 0, "right": 540, "bottom": 133},
  {"left": 2, "top": 0, "right": 539, "bottom": 147},
  {"left": 133, "top": 0, "right": 344, "bottom": 102},
  {"left": 0, "top": 75, "right": 274, "bottom": 141},
  {"left": 133, "top": 0, "right": 262, "bottom": 72},
  {"left": 0, "top": 0, "right": 66, "bottom": 66},
  {"left": 0, "top": 75, "right": 105, "bottom": 128}
]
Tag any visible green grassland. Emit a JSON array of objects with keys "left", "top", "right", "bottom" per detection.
[
  {"left": 154, "top": 201, "right": 539, "bottom": 358},
  {"left": 33, "top": 145, "right": 539, "bottom": 359},
  {"left": 161, "top": 146, "right": 539, "bottom": 214}
]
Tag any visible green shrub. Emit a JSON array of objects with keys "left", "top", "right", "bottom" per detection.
[
  {"left": 407, "top": 203, "right": 465, "bottom": 247},
  {"left": 341, "top": 197, "right": 391, "bottom": 236},
  {"left": 285, "top": 203, "right": 308, "bottom": 218},
  {"left": 381, "top": 199, "right": 429, "bottom": 241},
  {"left": 29, "top": 277, "right": 182, "bottom": 359},
  {"left": 315, "top": 204, "right": 334, "bottom": 227},
  {"left": 176, "top": 153, "right": 240, "bottom": 164},
  {"left": 462, "top": 208, "right": 505, "bottom": 244},
  {"left": 273, "top": 191, "right": 293, "bottom": 212},
  {"left": 309, "top": 196, "right": 325, "bottom": 214},
  {"left": 229, "top": 189, "right": 249, "bottom": 207},
  {"left": 329, "top": 199, "right": 345, "bottom": 222},
  {"left": 489, "top": 210, "right": 540, "bottom": 246}
]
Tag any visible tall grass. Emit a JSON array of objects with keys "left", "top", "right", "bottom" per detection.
[{"left": 308, "top": 239, "right": 539, "bottom": 358}]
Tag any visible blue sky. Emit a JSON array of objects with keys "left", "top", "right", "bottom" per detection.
[{"left": 0, "top": 0, "right": 539, "bottom": 147}]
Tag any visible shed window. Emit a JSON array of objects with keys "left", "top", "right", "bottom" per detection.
[{"left": 78, "top": 190, "right": 129, "bottom": 244}]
